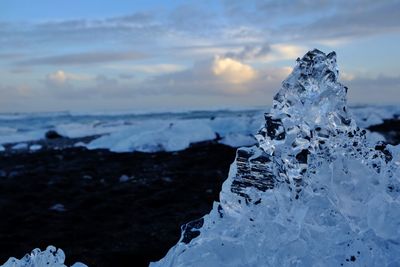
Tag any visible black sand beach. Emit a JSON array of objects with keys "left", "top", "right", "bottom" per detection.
[
  {"left": 0, "top": 119, "right": 399, "bottom": 266},
  {"left": 0, "top": 140, "right": 236, "bottom": 266}
]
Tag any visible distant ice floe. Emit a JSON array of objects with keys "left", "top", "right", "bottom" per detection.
[
  {"left": 85, "top": 118, "right": 263, "bottom": 152},
  {"left": 49, "top": 204, "right": 66, "bottom": 212},
  {"left": 0, "top": 110, "right": 264, "bottom": 151},
  {"left": 11, "top": 143, "right": 28, "bottom": 150},
  {"left": 54, "top": 121, "right": 127, "bottom": 139},
  {"left": 352, "top": 105, "right": 400, "bottom": 128},
  {"left": 87, "top": 119, "right": 216, "bottom": 152},
  {"left": 219, "top": 133, "right": 256, "bottom": 147},
  {"left": 30, "top": 144, "right": 42, "bottom": 151},
  {"left": 119, "top": 174, "right": 132, "bottom": 183},
  {"left": 73, "top": 142, "right": 87, "bottom": 147},
  {"left": 0, "top": 131, "right": 45, "bottom": 147}
]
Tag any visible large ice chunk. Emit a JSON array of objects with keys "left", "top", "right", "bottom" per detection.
[{"left": 151, "top": 49, "right": 400, "bottom": 266}]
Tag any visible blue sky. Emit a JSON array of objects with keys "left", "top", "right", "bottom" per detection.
[{"left": 0, "top": 0, "right": 399, "bottom": 112}]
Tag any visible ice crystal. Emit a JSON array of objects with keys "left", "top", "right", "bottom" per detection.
[{"left": 151, "top": 49, "right": 400, "bottom": 267}]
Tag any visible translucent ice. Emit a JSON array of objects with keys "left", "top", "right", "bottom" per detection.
[
  {"left": 151, "top": 50, "right": 400, "bottom": 267},
  {"left": 0, "top": 246, "right": 87, "bottom": 267}
]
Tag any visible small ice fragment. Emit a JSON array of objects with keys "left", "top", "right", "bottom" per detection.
[
  {"left": 82, "top": 175, "right": 92, "bottom": 180},
  {"left": 30, "top": 144, "right": 42, "bottom": 151},
  {"left": 49, "top": 203, "right": 66, "bottom": 212},
  {"left": 162, "top": 177, "right": 173, "bottom": 183},
  {"left": 219, "top": 133, "right": 256, "bottom": 147},
  {"left": 119, "top": 174, "right": 131, "bottom": 182},
  {"left": 11, "top": 143, "right": 28, "bottom": 150},
  {"left": 74, "top": 142, "right": 86, "bottom": 147},
  {"left": 71, "top": 263, "right": 89, "bottom": 267},
  {"left": 0, "top": 145, "right": 5, "bottom": 152}
]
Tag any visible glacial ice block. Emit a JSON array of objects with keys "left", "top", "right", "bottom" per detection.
[{"left": 151, "top": 49, "right": 400, "bottom": 267}]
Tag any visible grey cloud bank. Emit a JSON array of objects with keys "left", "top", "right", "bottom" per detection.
[{"left": 17, "top": 51, "right": 147, "bottom": 66}]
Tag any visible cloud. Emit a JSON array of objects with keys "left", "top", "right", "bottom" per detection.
[
  {"left": 299, "top": 1, "right": 400, "bottom": 40},
  {"left": 225, "top": 43, "right": 271, "bottom": 61},
  {"left": 141, "top": 56, "right": 288, "bottom": 97},
  {"left": 118, "top": 73, "right": 135, "bottom": 80},
  {"left": 47, "top": 70, "right": 68, "bottom": 85},
  {"left": 212, "top": 56, "right": 257, "bottom": 84},
  {"left": 167, "top": 3, "right": 219, "bottom": 34},
  {"left": 107, "top": 63, "right": 186, "bottom": 74},
  {"left": 15, "top": 84, "right": 32, "bottom": 97},
  {"left": 223, "top": 43, "right": 306, "bottom": 64},
  {"left": 1, "top": 1, "right": 399, "bottom": 72},
  {"left": 0, "top": 52, "right": 25, "bottom": 60},
  {"left": 18, "top": 51, "right": 146, "bottom": 66},
  {"left": 262, "top": 44, "right": 306, "bottom": 63},
  {"left": 9, "top": 68, "right": 31, "bottom": 74},
  {"left": 95, "top": 74, "right": 119, "bottom": 89},
  {"left": 222, "top": 1, "right": 400, "bottom": 43},
  {"left": 0, "top": 2, "right": 399, "bottom": 112},
  {"left": 45, "top": 70, "right": 92, "bottom": 87},
  {"left": 0, "top": 12, "right": 164, "bottom": 49},
  {"left": 105, "top": 12, "right": 154, "bottom": 24},
  {"left": 346, "top": 74, "right": 400, "bottom": 104},
  {"left": 1, "top": 2, "right": 399, "bottom": 56},
  {"left": 36, "top": 66, "right": 398, "bottom": 108},
  {"left": 340, "top": 72, "right": 356, "bottom": 81},
  {"left": 271, "top": 44, "right": 305, "bottom": 59}
]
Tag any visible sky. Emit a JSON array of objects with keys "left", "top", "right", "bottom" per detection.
[{"left": 0, "top": 0, "right": 399, "bottom": 113}]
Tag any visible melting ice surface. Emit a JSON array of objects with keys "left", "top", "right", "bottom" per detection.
[{"left": 151, "top": 50, "right": 400, "bottom": 266}]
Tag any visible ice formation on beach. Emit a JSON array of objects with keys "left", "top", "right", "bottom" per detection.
[
  {"left": 1, "top": 246, "right": 87, "bottom": 267},
  {"left": 151, "top": 49, "right": 400, "bottom": 266}
]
